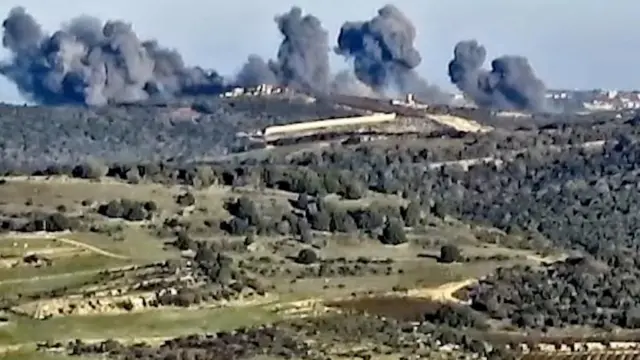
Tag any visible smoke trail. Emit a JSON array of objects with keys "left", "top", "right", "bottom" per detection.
[
  {"left": 236, "top": 7, "right": 330, "bottom": 93},
  {"left": 0, "top": 7, "right": 225, "bottom": 106},
  {"left": 334, "top": 4, "right": 445, "bottom": 103},
  {"left": 448, "top": 39, "right": 547, "bottom": 112}
]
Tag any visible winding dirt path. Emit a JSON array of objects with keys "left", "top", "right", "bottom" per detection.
[{"left": 0, "top": 276, "right": 482, "bottom": 354}]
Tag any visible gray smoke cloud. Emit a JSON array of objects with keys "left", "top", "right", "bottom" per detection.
[
  {"left": 0, "top": 7, "right": 225, "bottom": 106},
  {"left": 334, "top": 4, "right": 446, "bottom": 103},
  {"left": 448, "top": 39, "right": 547, "bottom": 112},
  {"left": 236, "top": 55, "right": 277, "bottom": 88},
  {"left": 236, "top": 6, "right": 330, "bottom": 93},
  {"left": 330, "top": 70, "right": 377, "bottom": 98},
  {"left": 2, "top": 5, "right": 452, "bottom": 106}
]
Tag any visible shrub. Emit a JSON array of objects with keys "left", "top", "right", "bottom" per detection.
[
  {"left": 243, "top": 233, "right": 256, "bottom": 247},
  {"left": 225, "top": 197, "right": 261, "bottom": 226},
  {"left": 20, "top": 212, "right": 79, "bottom": 232},
  {"left": 98, "top": 200, "right": 125, "bottom": 218},
  {"left": 125, "top": 167, "right": 141, "bottom": 184},
  {"left": 97, "top": 199, "right": 151, "bottom": 222},
  {"left": 296, "top": 248, "right": 318, "bottom": 265},
  {"left": 221, "top": 217, "right": 250, "bottom": 235},
  {"left": 308, "top": 210, "right": 331, "bottom": 231},
  {"left": 143, "top": 201, "right": 158, "bottom": 212},
  {"left": 402, "top": 201, "right": 422, "bottom": 227},
  {"left": 176, "top": 192, "right": 196, "bottom": 207},
  {"left": 339, "top": 181, "right": 365, "bottom": 200},
  {"left": 439, "top": 245, "right": 462, "bottom": 263},
  {"left": 330, "top": 211, "right": 357, "bottom": 233},
  {"left": 71, "top": 159, "right": 107, "bottom": 179},
  {"left": 292, "top": 193, "right": 310, "bottom": 210},
  {"left": 174, "top": 231, "right": 195, "bottom": 251},
  {"left": 350, "top": 208, "right": 384, "bottom": 232},
  {"left": 46, "top": 212, "right": 76, "bottom": 231},
  {"left": 124, "top": 204, "right": 147, "bottom": 221},
  {"left": 380, "top": 219, "right": 407, "bottom": 245}
]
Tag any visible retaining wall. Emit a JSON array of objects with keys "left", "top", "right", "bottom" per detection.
[{"left": 262, "top": 112, "right": 397, "bottom": 137}]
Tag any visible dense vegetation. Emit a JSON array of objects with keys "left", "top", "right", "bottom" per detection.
[
  {"left": 7, "top": 96, "right": 640, "bottom": 339},
  {"left": 468, "top": 257, "right": 640, "bottom": 330},
  {"left": 0, "top": 95, "right": 361, "bottom": 168}
]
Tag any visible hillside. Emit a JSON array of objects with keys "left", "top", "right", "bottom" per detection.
[
  {"left": 0, "top": 94, "right": 363, "bottom": 169},
  {"left": 2, "top": 93, "right": 640, "bottom": 360}
]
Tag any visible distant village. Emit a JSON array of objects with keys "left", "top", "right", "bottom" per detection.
[
  {"left": 547, "top": 89, "right": 640, "bottom": 111},
  {"left": 217, "top": 83, "right": 640, "bottom": 112}
]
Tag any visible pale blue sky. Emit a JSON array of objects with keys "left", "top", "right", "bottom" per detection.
[{"left": 0, "top": 0, "right": 635, "bottom": 103}]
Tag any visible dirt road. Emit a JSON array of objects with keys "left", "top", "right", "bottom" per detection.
[
  {"left": 56, "top": 237, "right": 128, "bottom": 260},
  {"left": 0, "top": 231, "right": 129, "bottom": 260},
  {"left": 0, "top": 277, "right": 482, "bottom": 354},
  {"left": 406, "top": 278, "right": 477, "bottom": 303}
]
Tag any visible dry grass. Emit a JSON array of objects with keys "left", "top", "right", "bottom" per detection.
[
  {"left": 64, "top": 230, "right": 169, "bottom": 262},
  {"left": 0, "top": 351, "right": 97, "bottom": 360},
  {"left": 520, "top": 351, "right": 640, "bottom": 360},
  {"left": 0, "top": 175, "right": 574, "bottom": 360},
  {"left": 0, "top": 271, "right": 101, "bottom": 298},
  {"left": 0, "top": 305, "right": 275, "bottom": 347},
  {"left": 327, "top": 296, "right": 443, "bottom": 322},
  {"left": 0, "top": 253, "right": 127, "bottom": 283}
]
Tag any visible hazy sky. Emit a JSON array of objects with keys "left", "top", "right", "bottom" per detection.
[{"left": 0, "top": 0, "right": 637, "bottom": 103}]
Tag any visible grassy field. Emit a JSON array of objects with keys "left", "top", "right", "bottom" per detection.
[
  {"left": 0, "top": 237, "right": 66, "bottom": 252},
  {"left": 64, "top": 229, "right": 172, "bottom": 262},
  {"left": 0, "top": 352, "right": 95, "bottom": 360},
  {"left": 0, "top": 271, "right": 103, "bottom": 298},
  {"left": 0, "top": 232, "right": 162, "bottom": 303},
  {"left": 0, "top": 304, "right": 275, "bottom": 346},
  {"left": 0, "top": 175, "right": 559, "bottom": 360},
  {"left": 0, "top": 253, "right": 127, "bottom": 283},
  {"left": 0, "top": 176, "right": 230, "bottom": 217}
]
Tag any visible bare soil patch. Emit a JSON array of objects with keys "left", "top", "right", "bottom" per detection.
[{"left": 327, "top": 296, "right": 441, "bottom": 322}]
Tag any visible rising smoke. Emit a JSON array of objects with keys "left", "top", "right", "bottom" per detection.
[
  {"left": 236, "top": 7, "right": 330, "bottom": 93},
  {"left": 334, "top": 5, "right": 446, "bottom": 103},
  {"left": 447, "top": 39, "right": 547, "bottom": 112},
  {"left": 0, "top": 7, "right": 225, "bottom": 106},
  {"left": 2, "top": 5, "right": 485, "bottom": 107}
]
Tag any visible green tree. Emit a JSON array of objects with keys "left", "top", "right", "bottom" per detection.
[{"left": 380, "top": 219, "right": 407, "bottom": 245}]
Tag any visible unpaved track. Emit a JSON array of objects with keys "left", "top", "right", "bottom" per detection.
[
  {"left": 0, "top": 233, "right": 129, "bottom": 287},
  {"left": 0, "top": 277, "right": 478, "bottom": 354},
  {"left": 0, "top": 234, "right": 129, "bottom": 286},
  {"left": 55, "top": 237, "right": 128, "bottom": 260},
  {"left": 406, "top": 278, "right": 477, "bottom": 303},
  {"left": 0, "top": 231, "right": 129, "bottom": 260},
  {"left": 428, "top": 114, "right": 493, "bottom": 133}
]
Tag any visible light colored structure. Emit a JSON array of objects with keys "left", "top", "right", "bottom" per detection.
[{"left": 261, "top": 112, "right": 397, "bottom": 137}]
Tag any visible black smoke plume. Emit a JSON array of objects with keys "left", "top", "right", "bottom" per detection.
[
  {"left": 236, "top": 6, "right": 330, "bottom": 93},
  {"left": 1, "top": 7, "right": 225, "bottom": 106},
  {"left": 334, "top": 4, "right": 445, "bottom": 103},
  {"left": 448, "top": 39, "right": 547, "bottom": 111}
]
